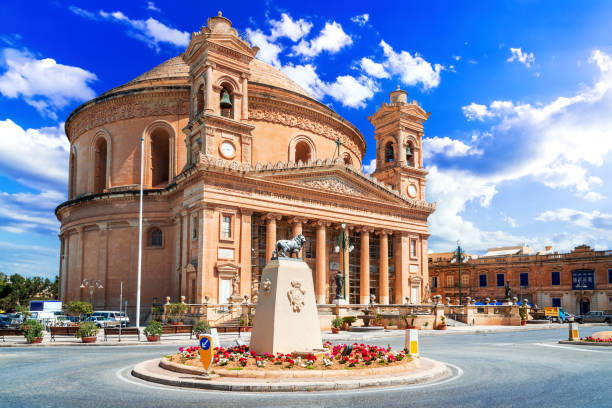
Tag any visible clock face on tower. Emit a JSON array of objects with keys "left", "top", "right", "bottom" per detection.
[
  {"left": 407, "top": 184, "right": 417, "bottom": 198},
  {"left": 219, "top": 141, "right": 236, "bottom": 159}
]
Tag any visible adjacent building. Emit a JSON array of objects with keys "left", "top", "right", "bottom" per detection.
[
  {"left": 429, "top": 245, "right": 612, "bottom": 314},
  {"left": 55, "top": 13, "right": 435, "bottom": 318}
]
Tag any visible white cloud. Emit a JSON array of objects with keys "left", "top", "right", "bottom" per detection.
[
  {"left": 452, "top": 55, "right": 461, "bottom": 61},
  {"left": 281, "top": 63, "right": 376, "bottom": 108},
  {"left": 281, "top": 63, "right": 326, "bottom": 99},
  {"left": 95, "top": 9, "right": 189, "bottom": 50},
  {"left": 0, "top": 48, "right": 97, "bottom": 119},
  {"left": 536, "top": 208, "right": 612, "bottom": 230},
  {"left": 0, "top": 119, "right": 69, "bottom": 190},
  {"left": 292, "top": 21, "right": 353, "bottom": 58},
  {"left": 503, "top": 215, "right": 518, "bottom": 228},
  {"left": 247, "top": 28, "right": 283, "bottom": 68},
  {"left": 422, "top": 136, "right": 482, "bottom": 160},
  {"left": 362, "top": 158, "right": 376, "bottom": 174},
  {"left": 69, "top": 6, "right": 97, "bottom": 20},
  {"left": 146, "top": 1, "right": 160, "bottom": 12},
  {"left": 351, "top": 14, "right": 369, "bottom": 26},
  {"left": 325, "top": 75, "right": 377, "bottom": 108},
  {"left": 378, "top": 40, "right": 443, "bottom": 90},
  {"left": 462, "top": 103, "right": 492, "bottom": 121},
  {"left": 269, "top": 13, "right": 312, "bottom": 42},
  {"left": 359, "top": 57, "right": 389, "bottom": 79},
  {"left": 429, "top": 50, "right": 612, "bottom": 251},
  {"left": 507, "top": 47, "right": 535, "bottom": 68}
]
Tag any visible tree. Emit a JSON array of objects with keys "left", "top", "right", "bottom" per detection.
[
  {"left": 0, "top": 273, "right": 59, "bottom": 311},
  {"left": 66, "top": 301, "right": 93, "bottom": 321}
]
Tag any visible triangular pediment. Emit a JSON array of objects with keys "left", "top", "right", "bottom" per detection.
[{"left": 252, "top": 164, "right": 408, "bottom": 204}]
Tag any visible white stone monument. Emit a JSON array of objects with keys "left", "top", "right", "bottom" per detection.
[{"left": 250, "top": 258, "right": 323, "bottom": 355}]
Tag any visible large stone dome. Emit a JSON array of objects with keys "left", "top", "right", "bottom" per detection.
[{"left": 103, "top": 55, "right": 314, "bottom": 100}]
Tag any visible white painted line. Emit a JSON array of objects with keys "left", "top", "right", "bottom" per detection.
[
  {"left": 532, "top": 343, "right": 612, "bottom": 354},
  {"left": 115, "top": 362, "right": 464, "bottom": 395}
]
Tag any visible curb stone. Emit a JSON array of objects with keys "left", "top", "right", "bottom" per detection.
[
  {"left": 130, "top": 357, "right": 450, "bottom": 392},
  {"left": 558, "top": 340, "right": 612, "bottom": 347}
]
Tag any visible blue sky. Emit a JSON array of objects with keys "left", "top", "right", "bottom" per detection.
[{"left": 1, "top": 1, "right": 612, "bottom": 278}]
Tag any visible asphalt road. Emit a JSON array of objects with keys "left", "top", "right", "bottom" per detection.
[{"left": 1, "top": 326, "right": 610, "bottom": 408}]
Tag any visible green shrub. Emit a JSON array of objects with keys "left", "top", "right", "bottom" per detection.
[
  {"left": 519, "top": 305, "right": 527, "bottom": 321},
  {"left": 166, "top": 302, "right": 188, "bottom": 322},
  {"left": 342, "top": 316, "right": 357, "bottom": 326},
  {"left": 192, "top": 320, "right": 210, "bottom": 336},
  {"left": 21, "top": 319, "right": 44, "bottom": 343},
  {"left": 424, "top": 321, "right": 429, "bottom": 327},
  {"left": 144, "top": 320, "right": 163, "bottom": 336},
  {"left": 332, "top": 317, "right": 343, "bottom": 328},
  {"left": 75, "top": 321, "right": 99, "bottom": 338}
]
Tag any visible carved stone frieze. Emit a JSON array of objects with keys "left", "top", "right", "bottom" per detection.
[
  {"left": 300, "top": 177, "right": 365, "bottom": 197},
  {"left": 249, "top": 103, "right": 362, "bottom": 158},
  {"left": 67, "top": 92, "right": 189, "bottom": 140}
]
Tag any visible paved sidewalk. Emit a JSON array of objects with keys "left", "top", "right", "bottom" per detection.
[{"left": 2, "top": 323, "right": 607, "bottom": 347}]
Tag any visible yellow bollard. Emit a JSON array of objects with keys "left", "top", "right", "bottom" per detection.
[
  {"left": 568, "top": 323, "right": 579, "bottom": 341},
  {"left": 405, "top": 329, "right": 419, "bottom": 356},
  {"left": 199, "top": 334, "right": 214, "bottom": 373}
]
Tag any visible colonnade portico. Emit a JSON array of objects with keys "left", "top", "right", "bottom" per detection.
[{"left": 251, "top": 212, "right": 425, "bottom": 305}]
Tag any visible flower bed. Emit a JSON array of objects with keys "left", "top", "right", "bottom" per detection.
[
  {"left": 580, "top": 336, "right": 612, "bottom": 343},
  {"left": 165, "top": 341, "right": 412, "bottom": 371}
]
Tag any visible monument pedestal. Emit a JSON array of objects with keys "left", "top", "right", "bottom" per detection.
[
  {"left": 333, "top": 298, "right": 348, "bottom": 305},
  {"left": 250, "top": 258, "right": 323, "bottom": 355}
]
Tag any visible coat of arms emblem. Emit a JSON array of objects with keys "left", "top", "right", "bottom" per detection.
[
  {"left": 262, "top": 278, "right": 272, "bottom": 296},
  {"left": 287, "top": 280, "right": 305, "bottom": 312}
]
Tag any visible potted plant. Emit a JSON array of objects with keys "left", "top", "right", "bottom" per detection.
[
  {"left": 437, "top": 316, "right": 447, "bottom": 330},
  {"left": 192, "top": 320, "right": 210, "bottom": 338},
  {"left": 385, "top": 320, "right": 399, "bottom": 330},
  {"left": 341, "top": 316, "right": 356, "bottom": 330},
  {"left": 374, "top": 313, "right": 384, "bottom": 327},
  {"left": 144, "top": 320, "right": 163, "bottom": 342},
  {"left": 402, "top": 314, "right": 417, "bottom": 329},
  {"left": 75, "top": 321, "right": 99, "bottom": 343},
  {"left": 22, "top": 319, "right": 44, "bottom": 344},
  {"left": 166, "top": 302, "right": 188, "bottom": 325},
  {"left": 519, "top": 304, "right": 527, "bottom": 326},
  {"left": 423, "top": 321, "right": 430, "bottom": 330},
  {"left": 331, "top": 317, "right": 342, "bottom": 334}
]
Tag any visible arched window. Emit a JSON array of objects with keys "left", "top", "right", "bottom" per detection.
[
  {"left": 69, "top": 151, "right": 77, "bottom": 199},
  {"left": 93, "top": 138, "right": 107, "bottom": 194},
  {"left": 295, "top": 141, "right": 311, "bottom": 163},
  {"left": 406, "top": 142, "right": 414, "bottom": 167},
  {"left": 219, "top": 86, "right": 234, "bottom": 119},
  {"left": 197, "top": 84, "right": 204, "bottom": 115},
  {"left": 343, "top": 153, "right": 353, "bottom": 166},
  {"left": 384, "top": 142, "right": 394, "bottom": 163},
  {"left": 150, "top": 128, "right": 170, "bottom": 187},
  {"left": 149, "top": 227, "right": 163, "bottom": 247}
]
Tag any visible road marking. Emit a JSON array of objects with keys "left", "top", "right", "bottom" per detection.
[
  {"left": 114, "top": 363, "right": 464, "bottom": 395},
  {"left": 532, "top": 343, "right": 612, "bottom": 353}
]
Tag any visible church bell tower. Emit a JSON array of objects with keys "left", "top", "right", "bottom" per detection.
[
  {"left": 368, "top": 86, "right": 431, "bottom": 201},
  {"left": 182, "top": 12, "right": 259, "bottom": 167}
]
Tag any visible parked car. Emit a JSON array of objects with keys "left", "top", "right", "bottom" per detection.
[
  {"left": 0, "top": 315, "right": 12, "bottom": 328},
  {"left": 575, "top": 311, "right": 612, "bottom": 324},
  {"left": 85, "top": 315, "right": 116, "bottom": 328},
  {"left": 90, "top": 311, "right": 130, "bottom": 327}
]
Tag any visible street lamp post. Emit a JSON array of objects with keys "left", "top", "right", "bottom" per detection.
[
  {"left": 453, "top": 241, "right": 466, "bottom": 305},
  {"left": 334, "top": 223, "right": 354, "bottom": 301},
  {"left": 80, "top": 279, "right": 103, "bottom": 307},
  {"left": 576, "top": 278, "right": 588, "bottom": 315}
]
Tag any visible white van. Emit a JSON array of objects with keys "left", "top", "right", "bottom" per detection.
[{"left": 90, "top": 311, "right": 129, "bottom": 327}]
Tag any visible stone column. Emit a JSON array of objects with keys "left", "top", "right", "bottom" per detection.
[
  {"left": 98, "top": 222, "right": 109, "bottom": 308},
  {"left": 205, "top": 63, "right": 214, "bottom": 112},
  {"left": 76, "top": 226, "right": 85, "bottom": 302},
  {"left": 395, "top": 232, "right": 409, "bottom": 303},
  {"left": 180, "top": 211, "right": 188, "bottom": 298},
  {"left": 379, "top": 231, "right": 389, "bottom": 305},
  {"left": 289, "top": 217, "right": 304, "bottom": 258},
  {"left": 240, "top": 209, "right": 252, "bottom": 297},
  {"left": 241, "top": 73, "right": 249, "bottom": 120},
  {"left": 359, "top": 228, "right": 370, "bottom": 304},
  {"left": 315, "top": 221, "right": 327, "bottom": 304},
  {"left": 265, "top": 214, "right": 279, "bottom": 261}
]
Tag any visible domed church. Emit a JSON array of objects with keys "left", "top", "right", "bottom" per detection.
[{"left": 55, "top": 13, "right": 435, "bottom": 317}]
